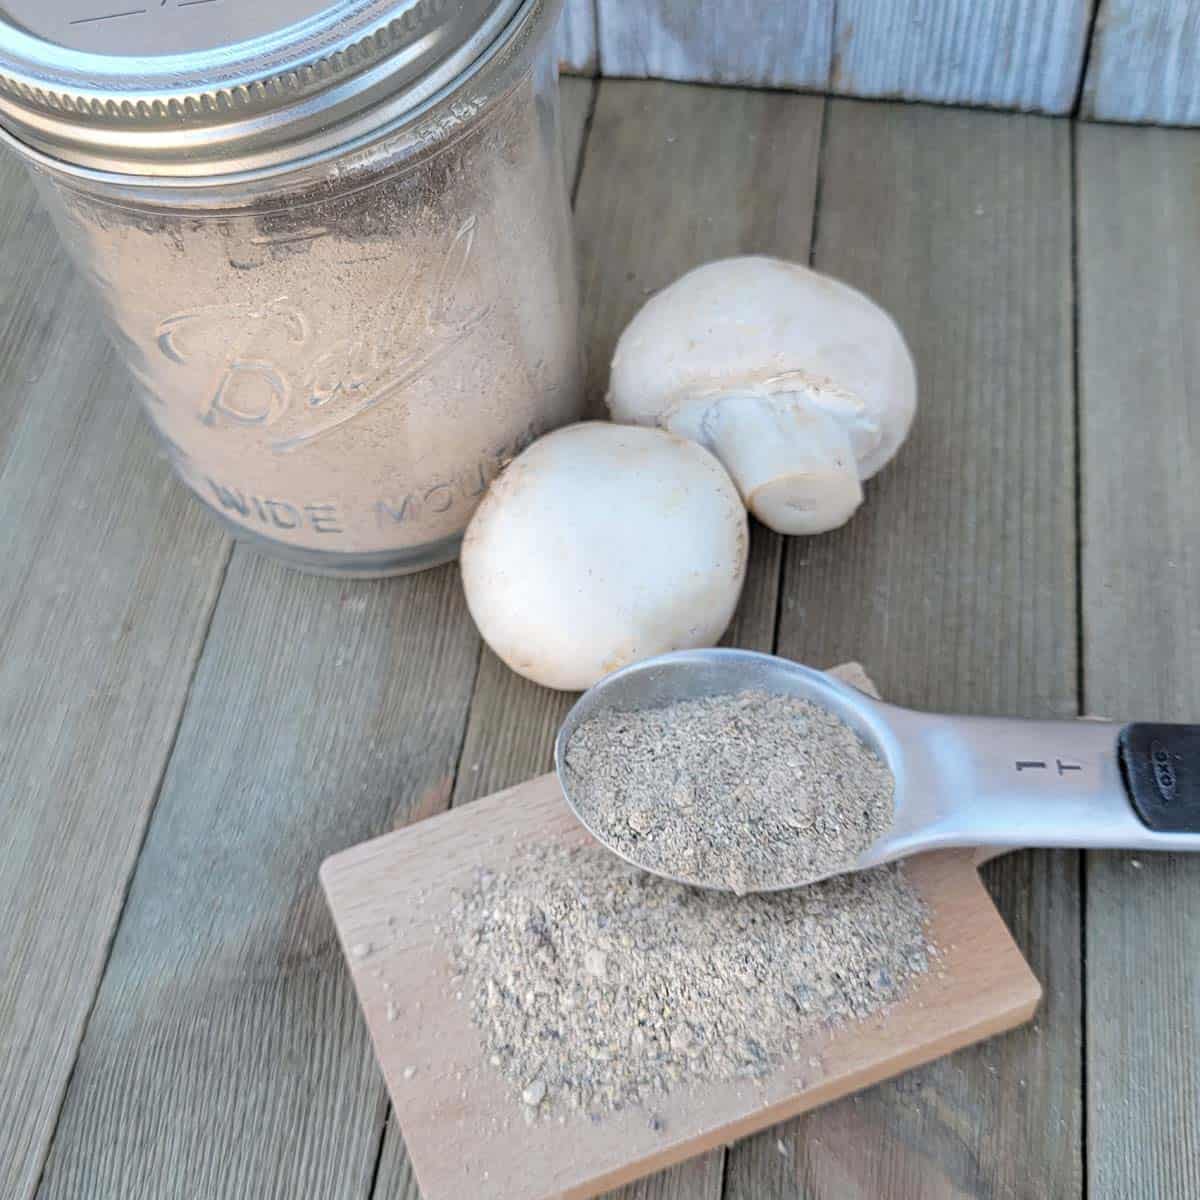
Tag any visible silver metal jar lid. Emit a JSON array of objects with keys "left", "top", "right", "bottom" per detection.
[{"left": 0, "top": 0, "right": 536, "bottom": 177}]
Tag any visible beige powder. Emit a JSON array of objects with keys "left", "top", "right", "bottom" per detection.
[
  {"left": 563, "top": 690, "right": 895, "bottom": 893},
  {"left": 446, "top": 842, "right": 932, "bottom": 1121},
  {"left": 34, "top": 71, "right": 582, "bottom": 572}
]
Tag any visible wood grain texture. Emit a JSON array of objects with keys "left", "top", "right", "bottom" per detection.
[
  {"left": 371, "top": 1139, "right": 422, "bottom": 1200},
  {"left": 34, "top": 554, "right": 481, "bottom": 1200},
  {"left": 726, "top": 100, "right": 1081, "bottom": 1199},
  {"left": 1077, "top": 121, "right": 1200, "bottom": 1200},
  {"left": 596, "top": 1, "right": 833, "bottom": 90},
  {"left": 558, "top": 75, "right": 595, "bottom": 182},
  {"left": 1083, "top": 0, "right": 1200, "bottom": 124},
  {"left": 322, "top": 773, "right": 1039, "bottom": 1200},
  {"left": 0, "top": 153, "right": 231, "bottom": 1200},
  {"left": 0, "top": 155, "right": 69, "bottom": 468},
  {"left": 832, "top": 0, "right": 1093, "bottom": 113},
  {"left": 594, "top": 0, "right": 1100, "bottom": 117},
  {"left": 558, "top": 0, "right": 598, "bottom": 74},
  {"left": 597, "top": 1152, "right": 725, "bottom": 1200}
]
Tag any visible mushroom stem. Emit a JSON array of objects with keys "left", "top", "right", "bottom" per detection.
[{"left": 686, "top": 393, "right": 864, "bottom": 535}]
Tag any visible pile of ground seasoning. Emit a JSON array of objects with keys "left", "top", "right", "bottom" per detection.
[
  {"left": 446, "top": 842, "right": 931, "bottom": 1121},
  {"left": 562, "top": 690, "right": 896, "bottom": 893}
]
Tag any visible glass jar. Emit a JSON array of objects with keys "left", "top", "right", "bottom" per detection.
[{"left": 0, "top": 0, "right": 582, "bottom": 575}]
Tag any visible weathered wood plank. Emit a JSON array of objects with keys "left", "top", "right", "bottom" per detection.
[
  {"left": 572, "top": 81, "right": 824, "bottom": 415},
  {"left": 558, "top": 75, "right": 595, "bottom": 180},
  {"left": 832, "top": 0, "right": 1093, "bottom": 113},
  {"left": 0, "top": 155, "right": 71, "bottom": 468},
  {"left": 727, "top": 100, "right": 1081, "bottom": 1198},
  {"left": 595, "top": 0, "right": 1098, "bottom": 116},
  {"left": 1083, "top": 0, "right": 1200, "bottom": 125},
  {"left": 0, "top": 153, "right": 231, "bottom": 1200},
  {"left": 558, "top": 0, "right": 598, "bottom": 75},
  {"left": 371, "top": 78, "right": 823, "bottom": 1200},
  {"left": 35, "top": 555, "right": 482, "bottom": 1200},
  {"left": 598, "top": 1153, "right": 726, "bottom": 1200},
  {"left": 371, "top": 1146, "right": 421, "bottom": 1200},
  {"left": 596, "top": 1, "right": 833, "bottom": 91},
  {"left": 1078, "top": 121, "right": 1200, "bottom": 1200}
]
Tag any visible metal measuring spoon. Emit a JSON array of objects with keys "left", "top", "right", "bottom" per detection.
[{"left": 554, "top": 648, "right": 1200, "bottom": 893}]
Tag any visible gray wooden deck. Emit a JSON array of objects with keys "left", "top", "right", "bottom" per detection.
[{"left": 1, "top": 77, "right": 1197, "bottom": 1200}]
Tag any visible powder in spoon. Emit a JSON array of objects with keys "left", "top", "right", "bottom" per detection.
[
  {"left": 562, "top": 690, "right": 894, "bottom": 893},
  {"left": 446, "top": 842, "right": 931, "bottom": 1121}
]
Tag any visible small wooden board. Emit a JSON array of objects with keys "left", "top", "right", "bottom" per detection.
[{"left": 321, "top": 775, "right": 1041, "bottom": 1200}]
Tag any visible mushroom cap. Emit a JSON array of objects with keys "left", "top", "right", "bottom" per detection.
[
  {"left": 608, "top": 255, "right": 917, "bottom": 479},
  {"left": 461, "top": 422, "right": 748, "bottom": 691}
]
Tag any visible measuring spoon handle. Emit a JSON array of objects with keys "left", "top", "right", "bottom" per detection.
[{"left": 901, "top": 715, "right": 1200, "bottom": 854}]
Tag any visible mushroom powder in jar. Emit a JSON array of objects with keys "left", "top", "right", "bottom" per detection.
[{"left": 0, "top": 0, "right": 582, "bottom": 575}]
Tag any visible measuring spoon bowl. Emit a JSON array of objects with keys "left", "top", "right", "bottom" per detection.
[{"left": 555, "top": 648, "right": 1200, "bottom": 893}]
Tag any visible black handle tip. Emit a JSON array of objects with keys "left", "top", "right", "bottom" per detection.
[{"left": 1119, "top": 723, "right": 1200, "bottom": 834}]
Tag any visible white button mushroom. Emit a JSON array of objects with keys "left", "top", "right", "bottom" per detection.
[
  {"left": 607, "top": 256, "right": 917, "bottom": 535},
  {"left": 460, "top": 422, "right": 748, "bottom": 691}
]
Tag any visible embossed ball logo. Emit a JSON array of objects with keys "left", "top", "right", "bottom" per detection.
[
  {"left": 154, "top": 216, "right": 488, "bottom": 453},
  {"left": 1150, "top": 741, "right": 1177, "bottom": 804}
]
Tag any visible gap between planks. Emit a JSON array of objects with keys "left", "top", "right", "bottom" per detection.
[
  {"left": 1077, "top": 120, "right": 1200, "bottom": 1200},
  {"left": 592, "top": 0, "right": 1093, "bottom": 114},
  {"left": 729, "top": 98, "right": 1081, "bottom": 1199},
  {"left": 0, "top": 151, "right": 233, "bottom": 1200}
]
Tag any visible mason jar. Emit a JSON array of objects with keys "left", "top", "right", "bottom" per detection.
[{"left": 0, "top": 0, "right": 582, "bottom": 576}]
